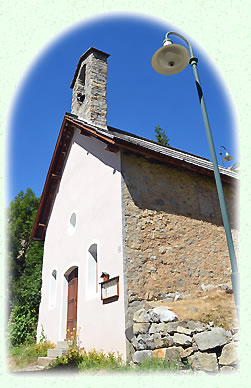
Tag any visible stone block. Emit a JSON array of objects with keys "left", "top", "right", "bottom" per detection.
[
  {"left": 233, "top": 332, "right": 239, "bottom": 342},
  {"left": 133, "top": 350, "right": 152, "bottom": 364},
  {"left": 149, "top": 322, "right": 167, "bottom": 335},
  {"left": 153, "top": 333, "right": 174, "bottom": 348},
  {"left": 173, "top": 333, "right": 192, "bottom": 346},
  {"left": 219, "top": 343, "right": 239, "bottom": 366},
  {"left": 128, "top": 291, "right": 139, "bottom": 302},
  {"left": 220, "top": 366, "right": 236, "bottom": 373},
  {"left": 56, "top": 341, "right": 72, "bottom": 350},
  {"left": 133, "top": 322, "right": 150, "bottom": 335},
  {"left": 193, "top": 327, "right": 230, "bottom": 351},
  {"left": 176, "top": 326, "right": 192, "bottom": 336},
  {"left": 148, "top": 309, "right": 161, "bottom": 323},
  {"left": 133, "top": 308, "right": 149, "bottom": 323},
  {"left": 188, "top": 351, "right": 219, "bottom": 372},
  {"left": 165, "top": 322, "right": 179, "bottom": 334},
  {"left": 47, "top": 348, "right": 67, "bottom": 358},
  {"left": 133, "top": 334, "right": 155, "bottom": 350},
  {"left": 186, "top": 320, "right": 206, "bottom": 333},
  {"left": 177, "top": 346, "right": 194, "bottom": 359},
  {"left": 37, "top": 357, "right": 57, "bottom": 367},
  {"left": 152, "top": 348, "right": 167, "bottom": 359},
  {"left": 164, "top": 347, "right": 182, "bottom": 364},
  {"left": 125, "top": 325, "right": 134, "bottom": 341}
]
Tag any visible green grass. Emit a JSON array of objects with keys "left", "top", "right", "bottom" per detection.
[
  {"left": 9, "top": 340, "right": 192, "bottom": 373},
  {"left": 9, "top": 340, "right": 56, "bottom": 370},
  {"left": 133, "top": 357, "right": 179, "bottom": 373},
  {"left": 49, "top": 347, "right": 191, "bottom": 374}
]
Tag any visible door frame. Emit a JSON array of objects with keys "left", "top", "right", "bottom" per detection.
[{"left": 62, "top": 265, "right": 79, "bottom": 340}]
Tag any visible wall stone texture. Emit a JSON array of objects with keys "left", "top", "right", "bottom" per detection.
[
  {"left": 129, "top": 306, "right": 239, "bottom": 373},
  {"left": 71, "top": 49, "right": 109, "bottom": 129},
  {"left": 121, "top": 151, "right": 239, "bottom": 327}
]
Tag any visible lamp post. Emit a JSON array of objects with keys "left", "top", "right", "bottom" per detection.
[
  {"left": 219, "top": 145, "right": 233, "bottom": 167},
  {"left": 152, "top": 32, "right": 239, "bottom": 322}
]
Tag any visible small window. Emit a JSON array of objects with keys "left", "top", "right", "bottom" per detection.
[
  {"left": 79, "top": 64, "right": 86, "bottom": 85},
  {"left": 87, "top": 244, "right": 98, "bottom": 296},
  {"left": 70, "top": 213, "right": 77, "bottom": 227},
  {"left": 49, "top": 270, "right": 57, "bottom": 308},
  {"left": 68, "top": 212, "right": 77, "bottom": 235}
]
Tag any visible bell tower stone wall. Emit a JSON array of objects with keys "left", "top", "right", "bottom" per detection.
[{"left": 70, "top": 47, "right": 110, "bottom": 129}]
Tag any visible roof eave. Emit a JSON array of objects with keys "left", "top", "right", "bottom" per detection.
[{"left": 31, "top": 116, "right": 238, "bottom": 242}]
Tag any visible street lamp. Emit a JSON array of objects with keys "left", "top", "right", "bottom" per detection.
[
  {"left": 219, "top": 145, "right": 233, "bottom": 167},
  {"left": 152, "top": 32, "right": 239, "bottom": 322}
]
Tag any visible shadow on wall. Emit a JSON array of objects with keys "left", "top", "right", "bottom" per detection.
[{"left": 121, "top": 151, "right": 238, "bottom": 229}]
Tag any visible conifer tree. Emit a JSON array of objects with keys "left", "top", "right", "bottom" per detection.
[{"left": 154, "top": 125, "right": 170, "bottom": 146}]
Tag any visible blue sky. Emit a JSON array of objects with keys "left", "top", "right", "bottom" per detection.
[{"left": 8, "top": 14, "right": 238, "bottom": 203}]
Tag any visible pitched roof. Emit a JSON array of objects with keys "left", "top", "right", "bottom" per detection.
[{"left": 31, "top": 113, "right": 238, "bottom": 241}]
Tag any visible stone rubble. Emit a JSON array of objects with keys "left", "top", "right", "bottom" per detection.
[{"left": 129, "top": 306, "right": 239, "bottom": 373}]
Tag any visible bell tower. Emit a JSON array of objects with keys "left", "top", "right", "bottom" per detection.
[{"left": 70, "top": 47, "right": 110, "bottom": 129}]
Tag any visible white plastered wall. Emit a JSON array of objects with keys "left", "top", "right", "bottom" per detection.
[{"left": 37, "top": 130, "right": 126, "bottom": 359}]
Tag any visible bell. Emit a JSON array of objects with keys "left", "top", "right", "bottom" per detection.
[
  {"left": 152, "top": 43, "right": 190, "bottom": 75},
  {"left": 223, "top": 152, "right": 233, "bottom": 162}
]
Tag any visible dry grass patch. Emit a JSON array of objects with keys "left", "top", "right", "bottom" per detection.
[{"left": 156, "top": 290, "right": 238, "bottom": 330}]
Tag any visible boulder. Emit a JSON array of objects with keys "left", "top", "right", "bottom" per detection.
[
  {"left": 188, "top": 351, "right": 218, "bottom": 372},
  {"left": 219, "top": 343, "right": 239, "bottom": 366},
  {"left": 173, "top": 333, "right": 192, "bottom": 346},
  {"left": 133, "top": 350, "right": 152, "bottom": 364},
  {"left": 193, "top": 327, "right": 230, "bottom": 351},
  {"left": 152, "top": 306, "right": 178, "bottom": 322}
]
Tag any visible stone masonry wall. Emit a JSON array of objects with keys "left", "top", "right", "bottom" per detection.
[
  {"left": 129, "top": 306, "right": 239, "bottom": 373},
  {"left": 71, "top": 50, "right": 108, "bottom": 128},
  {"left": 121, "top": 151, "right": 239, "bottom": 331}
]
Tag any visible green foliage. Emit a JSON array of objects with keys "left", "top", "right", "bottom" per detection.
[
  {"left": 51, "top": 348, "right": 123, "bottom": 371},
  {"left": 8, "top": 305, "right": 37, "bottom": 346},
  {"left": 78, "top": 350, "right": 123, "bottom": 371},
  {"left": 7, "top": 188, "right": 44, "bottom": 346},
  {"left": 49, "top": 327, "right": 123, "bottom": 371},
  {"left": 9, "top": 340, "right": 56, "bottom": 369},
  {"left": 8, "top": 188, "right": 40, "bottom": 280},
  {"left": 154, "top": 125, "right": 170, "bottom": 146}
]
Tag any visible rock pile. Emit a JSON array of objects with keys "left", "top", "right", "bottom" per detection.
[{"left": 128, "top": 306, "right": 239, "bottom": 373}]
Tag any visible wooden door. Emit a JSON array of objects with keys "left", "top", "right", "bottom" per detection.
[{"left": 66, "top": 268, "right": 78, "bottom": 338}]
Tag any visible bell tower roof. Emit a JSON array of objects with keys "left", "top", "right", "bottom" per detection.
[{"left": 70, "top": 47, "right": 110, "bottom": 89}]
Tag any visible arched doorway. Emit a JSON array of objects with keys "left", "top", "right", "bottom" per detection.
[{"left": 65, "top": 267, "right": 78, "bottom": 338}]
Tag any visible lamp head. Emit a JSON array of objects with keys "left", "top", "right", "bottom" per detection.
[
  {"left": 152, "top": 40, "right": 190, "bottom": 75},
  {"left": 223, "top": 152, "right": 233, "bottom": 162}
]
